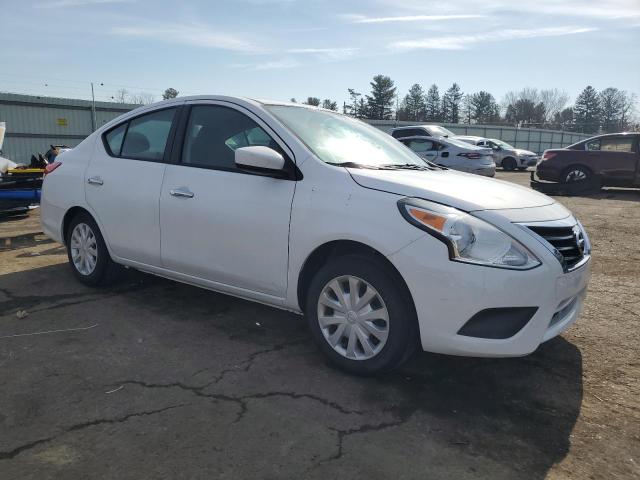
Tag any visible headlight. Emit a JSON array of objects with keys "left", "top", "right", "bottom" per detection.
[{"left": 398, "top": 198, "right": 540, "bottom": 270}]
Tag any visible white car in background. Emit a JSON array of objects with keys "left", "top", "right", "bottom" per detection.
[
  {"left": 457, "top": 136, "right": 539, "bottom": 171},
  {"left": 41, "top": 96, "right": 591, "bottom": 374},
  {"left": 396, "top": 135, "right": 496, "bottom": 177}
]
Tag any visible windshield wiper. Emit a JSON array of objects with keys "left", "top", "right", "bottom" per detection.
[
  {"left": 326, "top": 161, "right": 381, "bottom": 170},
  {"left": 379, "top": 163, "right": 433, "bottom": 171}
]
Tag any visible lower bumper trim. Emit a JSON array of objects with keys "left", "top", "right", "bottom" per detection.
[{"left": 457, "top": 307, "right": 539, "bottom": 339}]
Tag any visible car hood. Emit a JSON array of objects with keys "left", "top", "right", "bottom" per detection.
[
  {"left": 347, "top": 168, "right": 555, "bottom": 212},
  {"left": 515, "top": 149, "right": 537, "bottom": 156}
]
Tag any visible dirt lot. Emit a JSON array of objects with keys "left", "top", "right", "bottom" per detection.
[{"left": 0, "top": 171, "right": 638, "bottom": 480}]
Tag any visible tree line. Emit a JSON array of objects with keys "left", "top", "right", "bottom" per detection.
[
  {"left": 340, "top": 75, "right": 637, "bottom": 134},
  {"left": 122, "top": 82, "right": 636, "bottom": 135}
]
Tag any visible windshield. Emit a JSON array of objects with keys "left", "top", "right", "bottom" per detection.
[
  {"left": 428, "top": 125, "right": 456, "bottom": 137},
  {"left": 265, "top": 105, "right": 427, "bottom": 167},
  {"left": 490, "top": 138, "right": 514, "bottom": 149}
]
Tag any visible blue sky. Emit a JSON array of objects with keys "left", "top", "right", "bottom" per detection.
[{"left": 1, "top": 0, "right": 639, "bottom": 108}]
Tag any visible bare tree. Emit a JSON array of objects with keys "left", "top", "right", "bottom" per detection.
[
  {"left": 114, "top": 88, "right": 129, "bottom": 103},
  {"left": 540, "top": 89, "right": 570, "bottom": 124},
  {"left": 129, "top": 92, "right": 155, "bottom": 105}
]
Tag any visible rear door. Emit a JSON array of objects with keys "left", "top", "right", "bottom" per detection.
[
  {"left": 85, "top": 106, "right": 179, "bottom": 265},
  {"left": 585, "top": 135, "right": 637, "bottom": 183}
]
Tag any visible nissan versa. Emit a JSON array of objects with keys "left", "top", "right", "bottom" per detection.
[{"left": 40, "top": 96, "right": 591, "bottom": 374}]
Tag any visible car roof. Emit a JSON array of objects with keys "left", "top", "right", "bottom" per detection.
[
  {"left": 391, "top": 125, "right": 441, "bottom": 131},
  {"left": 456, "top": 135, "right": 487, "bottom": 141}
]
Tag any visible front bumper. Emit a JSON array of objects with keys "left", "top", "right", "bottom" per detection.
[
  {"left": 522, "top": 157, "right": 539, "bottom": 167},
  {"left": 388, "top": 233, "right": 590, "bottom": 357}
]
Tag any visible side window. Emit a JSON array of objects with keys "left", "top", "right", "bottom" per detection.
[
  {"left": 585, "top": 139, "right": 601, "bottom": 151},
  {"left": 182, "top": 105, "right": 278, "bottom": 170},
  {"left": 120, "top": 108, "right": 176, "bottom": 161},
  {"left": 407, "top": 139, "right": 434, "bottom": 152},
  {"left": 600, "top": 137, "right": 634, "bottom": 152},
  {"left": 105, "top": 123, "right": 127, "bottom": 156}
]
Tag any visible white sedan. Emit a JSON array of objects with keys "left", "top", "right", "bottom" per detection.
[
  {"left": 396, "top": 135, "right": 496, "bottom": 177},
  {"left": 41, "top": 96, "right": 591, "bottom": 374}
]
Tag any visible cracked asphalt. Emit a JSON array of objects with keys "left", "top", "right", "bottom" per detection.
[{"left": 0, "top": 171, "right": 638, "bottom": 479}]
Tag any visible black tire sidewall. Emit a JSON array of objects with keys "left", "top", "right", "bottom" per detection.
[
  {"left": 305, "top": 255, "right": 417, "bottom": 375},
  {"left": 502, "top": 157, "right": 517, "bottom": 171},
  {"left": 65, "top": 213, "right": 112, "bottom": 286}
]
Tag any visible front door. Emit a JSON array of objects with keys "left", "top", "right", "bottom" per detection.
[
  {"left": 585, "top": 135, "right": 638, "bottom": 184},
  {"left": 85, "top": 107, "right": 178, "bottom": 265},
  {"left": 159, "top": 102, "right": 296, "bottom": 299}
]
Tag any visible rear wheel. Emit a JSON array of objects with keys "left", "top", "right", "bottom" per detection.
[
  {"left": 305, "top": 255, "right": 417, "bottom": 375},
  {"left": 66, "top": 212, "right": 121, "bottom": 286},
  {"left": 502, "top": 157, "right": 517, "bottom": 171},
  {"left": 563, "top": 165, "right": 591, "bottom": 183}
]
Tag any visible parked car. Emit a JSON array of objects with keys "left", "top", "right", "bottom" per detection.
[
  {"left": 391, "top": 124, "right": 456, "bottom": 139},
  {"left": 457, "top": 136, "right": 538, "bottom": 171},
  {"left": 396, "top": 135, "right": 496, "bottom": 177},
  {"left": 536, "top": 132, "right": 640, "bottom": 186},
  {"left": 41, "top": 96, "right": 591, "bottom": 374}
]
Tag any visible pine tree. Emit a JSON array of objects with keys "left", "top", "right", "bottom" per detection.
[
  {"left": 424, "top": 84, "right": 441, "bottom": 121},
  {"left": 442, "top": 83, "right": 463, "bottom": 123},
  {"left": 401, "top": 84, "right": 426, "bottom": 121},
  {"left": 573, "top": 86, "right": 601, "bottom": 133},
  {"left": 365, "top": 75, "right": 396, "bottom": 120},
  {"left": 322, "top": 99, "right": 338, "bottom": 111},
  {"left": 470, "top": 91, "right": 500, "bottom": 123}
]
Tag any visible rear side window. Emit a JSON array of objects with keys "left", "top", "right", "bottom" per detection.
[
  {"left": 181, "top": 105, "right": 278, "bottom": 170},
  {"left": 600, "top": 137, "right": 635, "bottom": 152},
  {"left": 121, "top": 109, "right": 176, "bottom": 161},
  {"left": 405, "top": 139, "right": 435, "bottom": 152},
  {"left": 585, "top": 139, "right": 600, "bottom": 151},
  {"left": 105, "top": 123, "right": 126, "bottom": 156}
]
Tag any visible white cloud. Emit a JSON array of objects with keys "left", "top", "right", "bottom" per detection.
[
  {"left": 392, "top": 26, "right": 598, "bottom": 50},
  {"left": 233, "top": 59, "right": 301, "bottom": 70},
  {"left": 373, "top": 0, "right": 640, "bottom": 20},
  {"left": 111, "top": 23, "right": 259, "bottom": 53},
  {"left": 345, "top": 14, "right": 486, "bottom": 24},
  {"left": 39, "top": 0, "right": 134, "bottom": 7},
  {"left": 286, "top": 47, "right": 359, "bottom": 60}
]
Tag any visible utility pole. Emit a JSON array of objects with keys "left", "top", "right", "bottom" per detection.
[{"left": 91, "top": 82, "right": 96, "bottom": 132}]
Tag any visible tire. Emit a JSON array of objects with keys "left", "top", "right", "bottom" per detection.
[
  {"left": 562, "top": 165, "right": 591, "bottom": 184},
  {"left": 502, "top": 157, "right": 517, "bottom": 171},
  {"left": 304, "top": 254, "right": 418, "bottom": 375},
  {"left": 65, "top": 212, "right": 121, "bottom": 286}
]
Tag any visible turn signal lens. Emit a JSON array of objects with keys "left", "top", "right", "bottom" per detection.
[
  {"left": 541, "top": 152, "right": 557, "bottom": 161},
  {"left": 407, "top": 208, "right": 446, "bottom": 231}
]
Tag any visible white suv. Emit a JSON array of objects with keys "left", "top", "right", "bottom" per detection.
[{"left": 41, "top": 96, "right": 591, "bottom": 374}]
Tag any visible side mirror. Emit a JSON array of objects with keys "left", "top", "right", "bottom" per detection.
[{"left": 235, "top": 146, "right": 285, "bottom": 172}]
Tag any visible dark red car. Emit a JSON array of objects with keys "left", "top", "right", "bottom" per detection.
[{"left": 536, "top": 132, "right": 640, "bottom": 187}]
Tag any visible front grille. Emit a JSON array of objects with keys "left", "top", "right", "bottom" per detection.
[{"left": 527, "top": 224, "right": 585, "bottom": 270}]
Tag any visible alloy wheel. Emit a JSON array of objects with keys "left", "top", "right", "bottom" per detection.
[
  {"left": 70, "top": 223, "right": 98, "bottom": 276},
  {"left": 565, "top": 169, "right": 587, "bottom": 183},
  {"left": 317, "top": 275, "right": 389, "bottom": 360}
]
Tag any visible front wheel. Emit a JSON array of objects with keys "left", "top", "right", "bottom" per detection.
[{"left": 305, "top": 255, "right": 418, "bottom": 375}]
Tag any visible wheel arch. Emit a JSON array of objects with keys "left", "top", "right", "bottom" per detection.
[
  {"left": 296, "top": 239, "right": 416, "bottom": 316},
  {"left": 62, "top": 206, "right": 93, "bottom": 245}
]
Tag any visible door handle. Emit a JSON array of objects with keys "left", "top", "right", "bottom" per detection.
[
  {"left": 169, "top": 187, "right": 194, "bottom": 198},
  {"left": 87, "top": 176, "right": 103, "bottom": 185}
]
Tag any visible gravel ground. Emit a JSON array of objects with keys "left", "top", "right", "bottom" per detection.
[{"left": 0, "top": 170, "right": 638, "bottom": 479}]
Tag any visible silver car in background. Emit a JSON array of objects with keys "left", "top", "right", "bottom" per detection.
[
  {"left": 457, "top": 136, "right": 539, "bottom": 171},
  {"left": 397, "top": 135, "right": 496, "bottom": 177}
]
